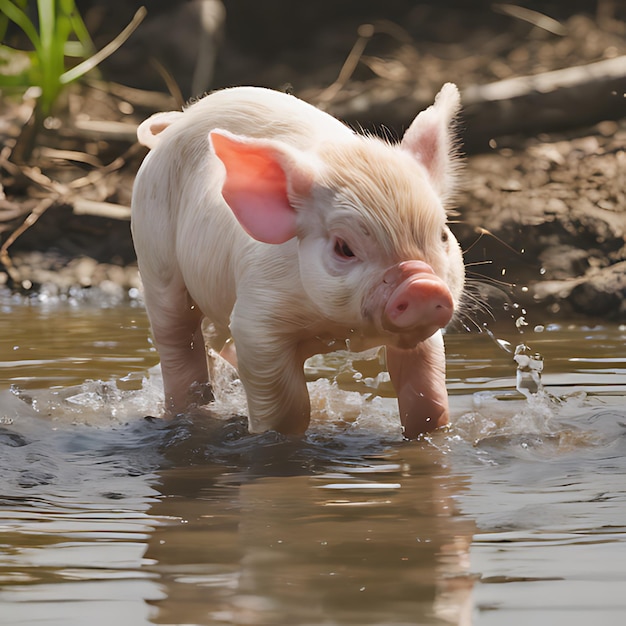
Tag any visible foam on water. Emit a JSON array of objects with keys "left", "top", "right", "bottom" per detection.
[
  {"left": 12, "top": 365, "right": 166, "bottom": 426},
  {"left": 445, "top": 325, "right": 625, "bottom": 462},
  {"left": 0, "top": 339, "right": 559, "bottom": 450},
  {"left": 0, "top": 353, "right": 404, "bottom": 487}
]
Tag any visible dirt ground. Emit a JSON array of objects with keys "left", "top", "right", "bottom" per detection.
[{"left": 1, "top": 1, "right": 625, "bottom": 320}]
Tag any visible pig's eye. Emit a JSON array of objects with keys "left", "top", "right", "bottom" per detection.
[{"left": 333, "top": 238, "right": 355, "bottom": 260}]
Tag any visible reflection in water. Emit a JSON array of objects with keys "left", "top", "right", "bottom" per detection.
[
  {"left": 0, "top": 299, "right": 625, "bottom": 625},
  {"left": 146, "top": 429, "right": 475, "bottom": 625},
  {"left": 0, "top": 406, "right": 164, "bottom": 625},
  {"left": 0, "top": 389, "right": 476, "bottom": 625}
]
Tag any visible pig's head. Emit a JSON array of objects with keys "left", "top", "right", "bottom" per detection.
[{"left": 210, "top": 83, "right": 464, "bottom": 349}]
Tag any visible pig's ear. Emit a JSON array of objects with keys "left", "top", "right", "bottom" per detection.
[
  {"left": 210, "top": 129, "right": 315, "bottom": 244},
  {"left": 400, "top": 83, "right": 461, "bottom": 198}
]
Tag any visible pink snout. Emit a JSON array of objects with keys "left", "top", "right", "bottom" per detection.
[{"left": 383, "top": 261, "right": 454, "bottom": 332}]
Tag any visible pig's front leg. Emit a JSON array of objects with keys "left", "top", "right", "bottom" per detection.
[
  {"left": 386, "top": 331, "right": 449, "bottom": 439},
  {"left": 230, "top": 319, "right": 310, "bottom": 435}
]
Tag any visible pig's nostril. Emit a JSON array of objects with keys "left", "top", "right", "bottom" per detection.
[{"left": 396, "top": 302, "right": 408, "bottom": 313}]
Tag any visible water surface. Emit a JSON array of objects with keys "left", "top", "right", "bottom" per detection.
[{"left": 0, "top": 292, "right": 625, "bottom": 625}]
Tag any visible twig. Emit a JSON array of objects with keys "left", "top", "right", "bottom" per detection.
[
  {"left": 71, "top": 119, "right": 139, "bottom": 142},
  {"left": 69, "top": 142, "right": 143, "bottom": 190},
  {"left": 0, "top": 197, "right": 54, "bottom": 281},
  {"left": 493, "top": 3, "right": 567, "bottom": 36},
  {"left": 73, "top": 199, "right": 131, "bottom": 220},
  {"left": 88, "top": 79, "right": 177, "bottom": 110},
  {"left": 0, "top": 139, "right": 138, "bottom": 272},
  {"left": 316, "top": 24, "right": 375, "bottom": 105},
  {"left": 150, "top": 58, "right": 186, "bottom": 109},
  {"left": 39, "top": 147, "right": 103, "bottom": 168}
]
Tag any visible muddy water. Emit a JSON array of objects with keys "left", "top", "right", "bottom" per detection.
[{"left": 0, "top": 293, "right": 625, "bottom": 626}]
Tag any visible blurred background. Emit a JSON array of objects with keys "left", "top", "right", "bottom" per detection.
[{"left": 1, "top": 0, "right": 625, "bottom": 319}]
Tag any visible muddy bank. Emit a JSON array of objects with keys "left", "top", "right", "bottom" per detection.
[{"left": 0, "top": 1, "right": 624, "bottom": 320}]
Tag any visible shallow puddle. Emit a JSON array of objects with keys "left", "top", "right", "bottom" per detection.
[{"left": 0, "top": 291, "right": 625, "bottom": 625}]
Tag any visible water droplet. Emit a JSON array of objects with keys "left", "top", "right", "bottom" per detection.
[
  {"left": 515, "top": 316, "right": 528, "bottom": 329},
  {"left": 497, "top": 338, "right": 513, "bottom": 352},
  {"left": 514, "top": 343, "right": 544, "bottom": 399}
]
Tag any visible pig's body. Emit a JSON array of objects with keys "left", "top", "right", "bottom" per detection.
[{"left": 132, "top": 85, "right": 464, "bottom": 438}]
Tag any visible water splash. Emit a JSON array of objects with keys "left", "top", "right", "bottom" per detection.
[
  {"left": 514, "top": 343, "right": 544, "bottom": 399},
  {"left": 480, "top": 317, "right": 547, "bottom": 402},
  {"left": 452, "top": 318, "right": 563, "bottom": 447},
  {"left": 16, "top": 365, "right": 165, "bottom": 426}
]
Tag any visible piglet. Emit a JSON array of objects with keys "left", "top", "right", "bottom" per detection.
[{"left": 131, "top": 85, "right": 464, "bottom": 439}]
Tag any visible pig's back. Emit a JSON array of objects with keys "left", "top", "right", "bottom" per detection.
[
  {"left": 180, "top": 86, "right": 354, "bottom": 148},
  {"left": 136, "top": 87, "right": 355, "bottom": 219}
]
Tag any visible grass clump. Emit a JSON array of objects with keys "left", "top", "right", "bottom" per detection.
[{"left": 0, "top": 1, "right": 146, "bottom": 159}]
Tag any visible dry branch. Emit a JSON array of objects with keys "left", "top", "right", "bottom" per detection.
[
  {"left": 73, "top": 199, "right": 131, "bottom": 220},
  {"left": 462, "top": 55, "right": 626, "bottom": 150},
  {"left": 318, "top": 55, "right": 626, "bottom": 152},
  {"left": 0, "top": 137, "right": 139, "bottom": 274}
]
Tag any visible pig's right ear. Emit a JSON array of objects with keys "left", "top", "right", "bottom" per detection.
[
  {"left": 400, "top": 83, "right": 461, "bottom": 200},
  {"left": 210, "top": 129, "right": 315, "bottom": 244}
]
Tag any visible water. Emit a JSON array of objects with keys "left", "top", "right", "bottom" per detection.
[{"left": 0, "top": 292, "right": 625, "bottom": 625}]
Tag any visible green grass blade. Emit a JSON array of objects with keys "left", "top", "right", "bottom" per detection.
[
  {"left": 60, "top": 6, "right": 146, "bottom": 85},
  {"left": 60, "top": 0, "right": 95, "bottom": 56},
  {"left": 36, "top": 0, "right": 54, "bottom": 56},
  {"left": 0, "top": 0, "right": 42, "bottom": 52},
  {"left": 0, "top": 12, "right": 8, "bottom": 42},
  {"left": 36, "top": 0, "right": 64, "bottom": 114}
]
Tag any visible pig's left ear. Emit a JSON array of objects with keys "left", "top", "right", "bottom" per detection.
[
  {"left": 400, "top": 83, "right": 461, "bottom": 199},
  {"left": 210, "top": 129, "right": 316, "bottom": 244}
]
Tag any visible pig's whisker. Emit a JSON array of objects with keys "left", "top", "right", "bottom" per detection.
[
  {"left": 462, "top": 293, "right": 494, "bottom": 321},
  {"left": 453, "top": 279, "right": 496, "bottom": 331},
  {"left": 450, "top": 221, "right": 521, "bottom": 257},
  {"left": 465, "top": 270, "right": 516, "bottom": 290}
]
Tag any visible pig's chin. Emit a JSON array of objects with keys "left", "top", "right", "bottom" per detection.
[{"left": 384, "top": 325, "right": 441, "bottom": 350}]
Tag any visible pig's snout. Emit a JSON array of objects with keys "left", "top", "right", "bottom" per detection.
[{"left": 382, "top": 261, "right": 454, "bottom": 332}]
